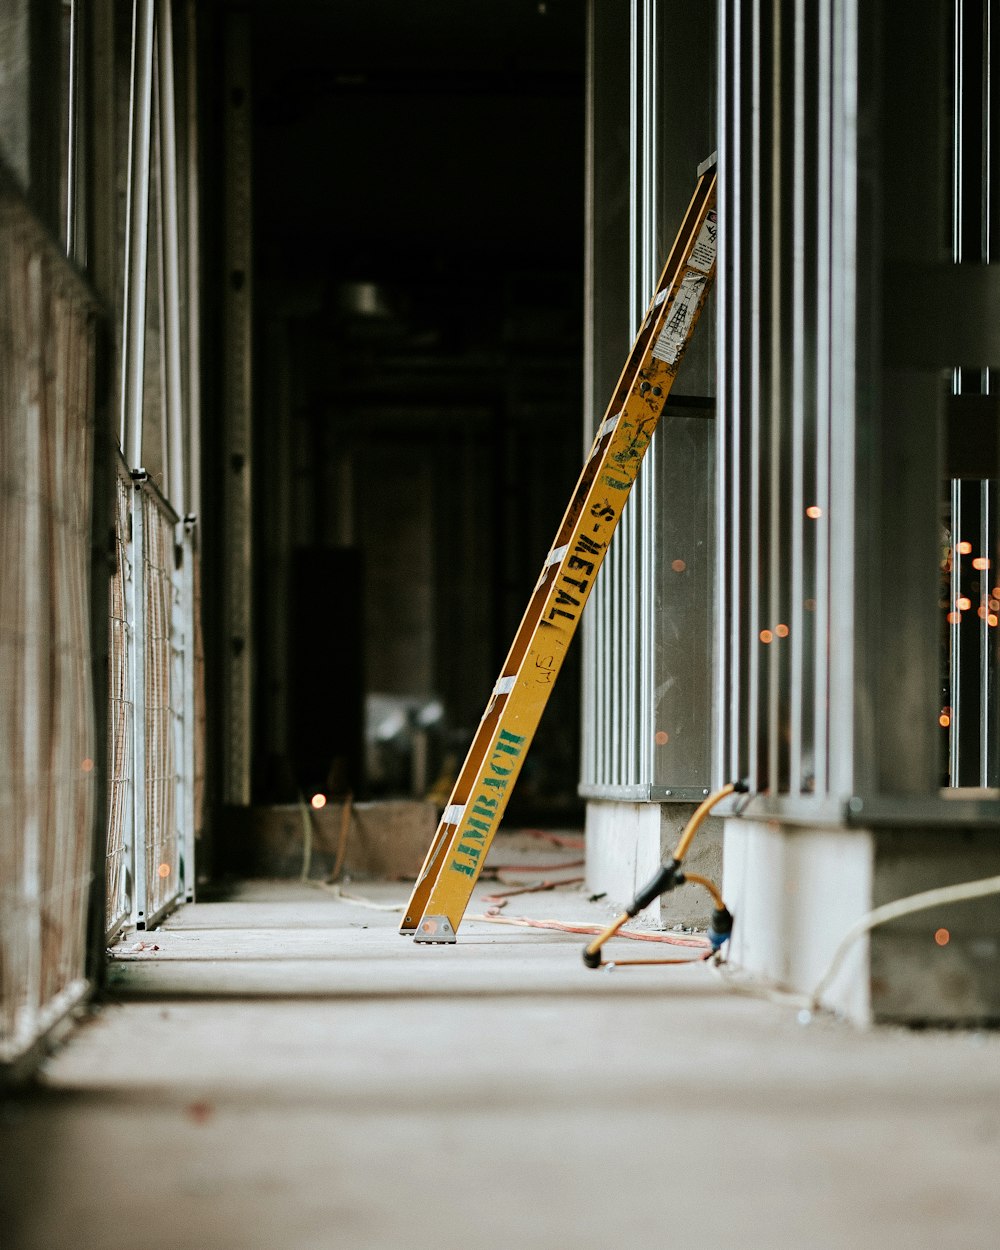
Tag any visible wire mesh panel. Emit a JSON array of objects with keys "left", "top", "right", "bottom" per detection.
[
  {"left": 131, "top": 480, "right": 184, "bottom": 928},
  {"left": 0, "top": 191, "right": 98, "bottom": 1064},
  {"left": 105, "top": 458, "right": 134, "bottom": 939}
]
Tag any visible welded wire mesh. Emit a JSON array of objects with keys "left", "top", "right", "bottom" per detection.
[
  {"left": 0, "top": 198, "right": 97, "bottom": 1062},
  {"left": 105, "top": 460, "right": 133, "bottom": 937},
  {"left": 139, "top": 487, "right": 182, "bottom": 919}
]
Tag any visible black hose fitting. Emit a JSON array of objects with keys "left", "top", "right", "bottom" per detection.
[
  {"left": 582, "top": 945, "right": 602, "bottom": 969},
  {"left": 733, "top": 778, "right": 750, "bottom": 793},
  {"left": 626, "top": 858, "right": 682, "bottom": 917},
  {"left": 707, "top": 906, "right": 734, "bottom": 951}
]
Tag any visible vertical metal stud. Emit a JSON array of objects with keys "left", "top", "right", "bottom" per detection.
[
  {"left": 130, "top": 479, "right": 148, "bottom": 928},
  {"left": 222, "top": 9, "right": 253, "bottom": 805},
  {"left": 121, "top": 0, "right": 155, "bottom": 467}
]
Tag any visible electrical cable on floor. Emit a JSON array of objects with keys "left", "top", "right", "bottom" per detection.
[
  {"left": 521, "top": 830, "right": 586, "bottom": 850},
  {"left": 481, "top": 877, "right": 585, "bottom": 904},
  {"left": 485, "top": 859, "right": 586, "bottom": 873},
  {"left": 312, "top": 881, "right": 406, "bottom": 912},
  {"left": 468, "top": 913, "right": 710, "bottom": 947},
  {"left": 809, "top": 871, "right": 1000, "bottom": 1007},
  {"left": 713, "top": 871, "right": 1000, "bottom": 1014}
]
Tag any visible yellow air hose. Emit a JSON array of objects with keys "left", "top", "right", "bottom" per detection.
[{"left": 582, "top": 779, "right": 747, "bottom": 969}]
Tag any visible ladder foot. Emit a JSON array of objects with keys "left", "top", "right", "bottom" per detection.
[{"left": 411, "top": 916, "right": 457, "bottom": 944}]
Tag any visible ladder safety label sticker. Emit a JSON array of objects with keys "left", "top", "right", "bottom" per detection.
[
  {"left": 544, "top": 543, "right": 569, "bottom": 569},
  {"left": 652, "top": 272, "right": 706, "bottom": 365},
  {"left": 687, "top": 209, "right": 718, "bottom": 274},
  {"left": 450, "top": 731, "right": 526, "bottom": 877},
  {"left": 493, "top": 676, "right": 517, "bottom": 696},
  {"left": 443, "top": 804, "right": 465, "bottom": 827}
]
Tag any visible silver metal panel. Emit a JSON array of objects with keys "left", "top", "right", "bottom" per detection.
[
  {"left": 945, "top": 2, "right": 1000, "bottom": 791},
  {"left": 716, "top": 0, "right": 852, "bottom": 806},
  {"left": 824, "top": 0, "right": 858, "bottom": 802},
  {"left": 651, "top": 415, "right": 715, "bottom": 789}
]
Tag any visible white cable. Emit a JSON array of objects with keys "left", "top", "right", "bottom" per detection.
[
  {"left": 713, "top": 873, "right": 1000, "bottom": 1015},
  {"left": 310, "top": 881, "right": 405, "bottom": 913},
  {"left": 811, "top": 873, "right": 1000, "bottom": 1007}
]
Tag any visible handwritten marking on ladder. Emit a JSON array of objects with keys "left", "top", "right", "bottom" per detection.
[{"left": 449, "top": 729, "right": 527, "bottom": 877}]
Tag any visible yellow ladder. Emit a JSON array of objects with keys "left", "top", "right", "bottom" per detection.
[{"left": 402, "top": 162, "right": 718, "bottom": 943}]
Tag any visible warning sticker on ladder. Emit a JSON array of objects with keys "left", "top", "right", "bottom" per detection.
[
  {"left": 687, "top": 209, "right": 718, "bottom": 274},
  {"left": 651, "top": 271, "right": 707, "bottom": 366}
]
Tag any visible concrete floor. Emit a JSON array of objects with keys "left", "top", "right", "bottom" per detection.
[{"left": 2, "top": 871, "right": 999, "bottom": 1250}]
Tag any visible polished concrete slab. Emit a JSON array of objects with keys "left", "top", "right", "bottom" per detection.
[{"left": 2, "top": 879, "right": 999, "bottom": 1250}]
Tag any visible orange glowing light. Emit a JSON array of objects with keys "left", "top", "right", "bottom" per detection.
[
  {"left": 990, "top": 615, "right": 998, "bottom": 628},
  {"left": 958, "top": 541, "right": 973, "bottom": 555},
  {"left": 654, "top": 730, "right": 670, "bottom": 746},
  {"left": 776, "top": 623, "right": 789, "bottom": 638},
  {"left": 979, "top": 606, "right": 988, "bottom": 620},
  {"left": 973, "top": 557, "right": 991, "bottom": 570},
  {"left": 157, "top": 863, "right": 171, "bottom": 879},
  {"left": 760, "top": 629, "right": 774, "bottom": 644},
  {"left": 671, "top": 559, "right": 687, "bottom": 573},
  {"left": 958, "top": 597, "right": 972, "bottom": 611},
  {"left": 81, "top": 758, "right": 94, "bottom": 773},
  {"left": 310, "top": 793, "right": 327, "bottom": 810},
  {"left": 990, "top": 599, "right": 1000, "bottom": 612},
  {"left": 806, "top": 505, "right": 823, "bottom": 519},
  {"left": 934, "top": 928, "right": 950, "bottom": 947},
  {"left": 947, "top": 611, "right": 962, "bottom": 624},
  {"left": 804, "top": 598, "right": 817, "bottom": 612},
  {"left": 939, "top": 714, "right": 951, "bottom": 728}
]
